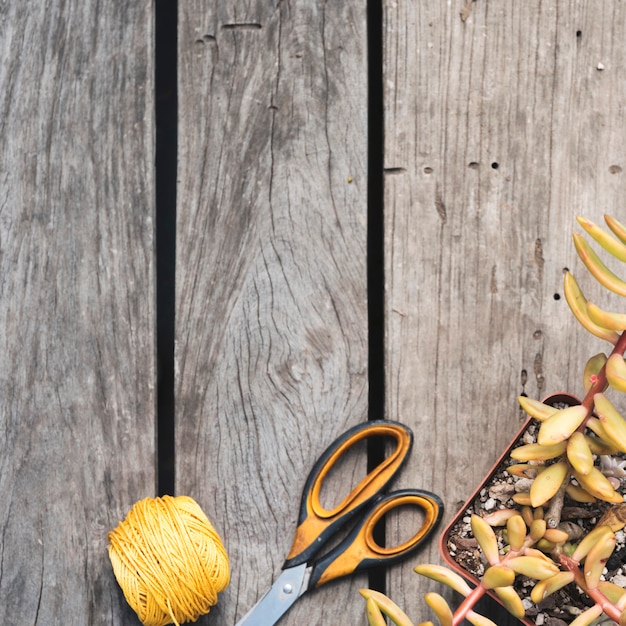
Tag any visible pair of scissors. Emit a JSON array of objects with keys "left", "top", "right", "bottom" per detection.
[{"left": 235, "top": 420, "right": 443, "bottom": 625}]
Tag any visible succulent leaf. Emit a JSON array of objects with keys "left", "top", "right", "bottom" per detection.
[
  {"left": 425, "top": 592, "right": 453, "bottom": 626},
  {"left": 529, "top": 518, "right": 547, "bottom": 540},
  {"left": 413, "top": 564, "right": 472, "bottom": 597},
  {"left": 565, "top": 483, "right": 597, "bottom": 503},
  {"left": 530, "top": 571, "right": 575, "bottom": 603},
  {"left": 512, "top": 492, "right": 532, "bottom": 506},
  {"left": 482, "top": 565, "right": 515, "bottom": 590},
  {"left": 606, "top": 353, "right": 626, "bottom": 393},
  {"left": 594, "top": 392, "right": 626, "bottom": 453},
  {"left": 573, "top": 466, "right": 624, "bottom": 503},
  {"left": 537, "top": 405, "right": 588, "bottom": 445},
  {"left": 530, "top": 462, "right": 568, "bottom": 507},
  {"left": 598, "top": 580, "right": 626, "bottom": 603},
  {"left": 563, "top": 271, "right": 620, "bottom": 344},
  {"left": 583, "top": 352, "right": 609, "bottom": 392},
  {"left": 588, "top": 301, "right": 626, "bottom": 331},
  {"left": 585, "top": 432, "right": 618, "bottom": 455},
  {"left": 506, "top": 515, "right": 527, "bottom": 551},
  {"left": 359, "top": 590, "right": 413, "bottom": 626},
  {"left": 586, "top": 417, "right": 621, "bottom": 452},
  {"left": 471, "top": 515, "right": 500, "bottom": 565},
  {"left": 517, "top": 396, "right": 558, "bottom": 421},
  {"left": 506, "top": 556, "right": 560, "bottom": 579},
  {"left": 493, "top": 586, "right": 525, "bottom": 619},
  {"left": 365, "top": 597, "right": 387, "bottom": 626},
  {"left": 569, "top": 604, "right": 603, "bottom": 626},
  {"left": 510, "top": 441, "right": 567, "bottom": 461},
  {"left": 466, "top": 610, "right": 498, "bottom": 626},
  {"left": 584, "top": 530, "right": 617, "bottom": 590},
  {"left": 507, "top": 464, "right": 538, "bottom": 478},
  {"left": 574, "top": 233, "right": 626, "bottom": 296},
  {"left": 577, "top": 216, "right": 626, "bottom": 262},
  {"left": 567, "top": 431, "right": 594, "bottom": 475},
  {"left": 605, "top": 214, "right": 626, "bottom": 245},
  {"left": 542, "top": 528, "right": 569, "bottom": 544},
  {"left": 482, "top": 509, "right": 519, "bottom": 526},
  {"left": 571, "top": 525, "right": 614, "bottom": 562}
]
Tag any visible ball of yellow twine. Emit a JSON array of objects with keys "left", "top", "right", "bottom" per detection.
[{"left": 108, "top": 495, "right": 230, "bottom": 626}]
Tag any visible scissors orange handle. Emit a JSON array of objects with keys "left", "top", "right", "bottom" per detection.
[
  {"left": 284, "top": 420, "right": 413, "bottom": 568},
  {"left": 308, "top": 489, "right": 443, "bottom": 588}
]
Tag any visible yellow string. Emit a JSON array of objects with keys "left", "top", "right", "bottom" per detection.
[{"left": 108, "top": 495, "right": 230, "bottom": 626}]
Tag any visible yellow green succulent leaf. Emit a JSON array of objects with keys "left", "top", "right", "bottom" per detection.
[
  {"left": 563, "top": 271, "right": 620, "bottom": 344},
  {"left": 594, "top": 392, "right": 626, "bottom": 453},
  {"left": 413, "top": 564, "right": 472, "bottom": 597},
  {"left": 569, "top": 603, "right": 604, "bottom": 626},
  {"left": 584, "top": 432, "right": 618, "bottom": 456},
  {"left": 577, "top": 215, "right": 626, "bottom": 263},
  {"left": 583, "top": 530, "right": 617, "bottom": 590},
  {"left": 605, "top": 214, "right": 626, "bottom": 245},
  {"left": 567, "top": 432, "right": 594, "bottom": 476},
  {"left": 493, "top": 586, "right": 525, "bottom": 619},
  {"left": 506, "top": 515, "right": 527, "bottom": 551},
  {"left": 573, "top": 466, "right": 624, "bottom": 503},
  {"left": 529, "top": 518, "right": 548, "bottom": 540},
  {"left": 571, "top": 525, "right": 614, "bottom": 562},
  {"left": 598, "top": 580, "right": 626, "bottom": 604},
  {"left": 482, "top": 565, "right": 515, "bottom": 590},
  {"left": 537, "top": 405, "right": 588, "bottom": 446},
  {"left": 606, "top": 353, "right": 626, "bottom": 393},
  {"left": 471, "top": 515, "right": 501, "bottom": 565},
  {"left": 482, "top": 509, "right": 519, "bottom": 526},
  {"left": 365, "top": 597, "right": 387, "bottom": 626},
  {"left": 466, "top": 610, "right": 498, "bottom": 626},
  {"left": 510, "top": 441, "right": 567, "bottom": 462},
  {"left": 425, "top": 592, "right": 453, "bottom": 626},
  {"left": 583, "top": 352, "right": 609, "bottom": 392},
  {"left": 543, "top": 528, "right": 569, "bottom": 544},
  {"left": 359, "top": 589, "right": 413, "bottom": 626},
  {"left": 530, "top": 571, "right": 575, "bottom": 604},
  {"left": 588, "top": 301, "right": 626, "bottom": 332},
  {"left": 506, "top": 556, "right": 560, "bottom": 580},
  {"left": 529, "top": 462, "right": 568, "bottom": 508},
  {"left": 517, "top": 396, "right": 558, "bottom": 421},
  {"left": 574, "top": 233, "right": 626, "bottom": 296},
  {"left": 512, "top": 492, "right": 532, "bottom": 506}
]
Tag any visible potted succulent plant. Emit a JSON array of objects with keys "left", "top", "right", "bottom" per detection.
[{"left": 361, "top": 215, "right": 626, "bottom": 626}]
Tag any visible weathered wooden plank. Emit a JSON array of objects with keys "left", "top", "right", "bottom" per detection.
[
  {"left": 0, "top": 2, "right": 154, "bottom": 623},
  {"left": 384, "top": 1, "right": 626, "bottom": 622},
  {"left": 176, "top": 1, "right": 368, "bottom": 624}
]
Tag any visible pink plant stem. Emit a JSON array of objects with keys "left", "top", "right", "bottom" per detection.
[
  {"left": 558, "top": 554, "right": 623, "bottom": 622},
  {"left": 452, "top": 583, "right": 487, "bottom": 626}
]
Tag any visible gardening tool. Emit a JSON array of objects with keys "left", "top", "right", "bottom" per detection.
[{"left": 235, "top": 420, "right": 443, "bottom": 625}]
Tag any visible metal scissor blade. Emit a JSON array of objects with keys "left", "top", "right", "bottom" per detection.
[{"left": 234, "top": 563, "right": 311, "bottom": 626}]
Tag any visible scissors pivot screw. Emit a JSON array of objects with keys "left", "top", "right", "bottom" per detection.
[{"left": 282, "top": 584, "right": 294, "bottom": 594}]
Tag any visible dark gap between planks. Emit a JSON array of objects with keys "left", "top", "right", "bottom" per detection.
[
  {"left": 367, "top": 0, "right": 387, "bottom": 595},
  {"left": 155, "top": 0, "right": 177, "bottom": 497},
  {"left": 154, "top": 0, "right": 389, "bottom": 597}
]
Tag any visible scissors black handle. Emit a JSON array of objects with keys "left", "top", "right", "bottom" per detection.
[
  {"left": 283, "top": 420, "right": 414, "bottom": 569},
  {"left": 307, "top": 488, "right": 444, "bottom": 588}
]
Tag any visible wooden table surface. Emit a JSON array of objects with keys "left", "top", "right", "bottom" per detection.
[{"left": 2, "top": 2, "right": 626, "bottom": 625}]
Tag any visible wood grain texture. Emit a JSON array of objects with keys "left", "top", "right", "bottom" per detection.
[
  {"left": 0, "top": 2, "right": 154, "bottom": 623},
  {"left": 384, "top": 1, "right": 626, "bottom": 622},
  {"left": 176, "top": 1, "right": 368, "bottom": 624}
]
